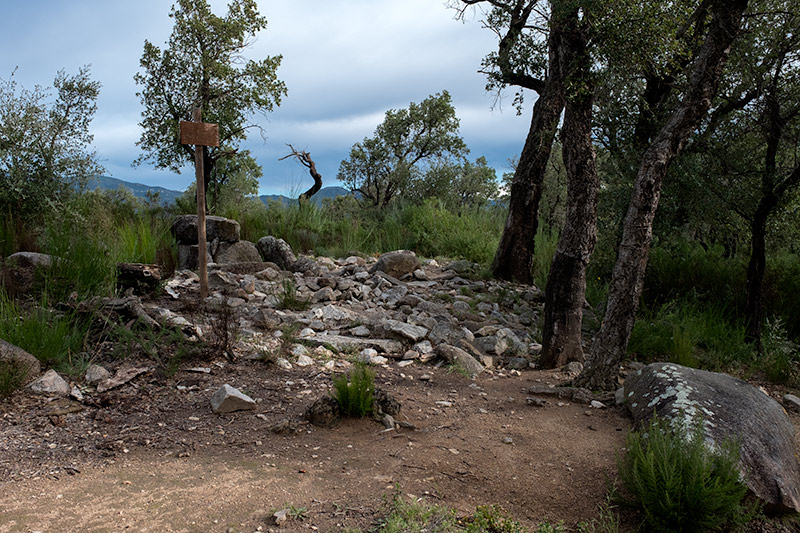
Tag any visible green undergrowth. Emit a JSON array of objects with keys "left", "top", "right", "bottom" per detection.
[
  {"left": 628, "top": 301, "right": 753, "bottom": 371},
  {"left": 0, "top": 291, "right": 91, "bottom": 376},
  {"left": 618, "top": 416, "right": 755, "bottom": 533}
]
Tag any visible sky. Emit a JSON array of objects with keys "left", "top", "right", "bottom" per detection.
[{"left": 0, "top": 0, "right": 533, "bottom": 196}]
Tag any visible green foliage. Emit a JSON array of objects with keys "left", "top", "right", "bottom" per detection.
[
  {"left": 0, "top": 292, "right": 90, "bottom": 375},
  {"left": 762, "top": 318, "right": 800, "bottom": 385},
  {"left": 338, "top": 91, "right": 468, "bottom": 207},
  {"left": 619, "top": 416, "right": 752, "bottom": 533},
  {"left": 0, "top": 67, "right": 102, "bottom": 222},
  {"left": 464, "top": 505, "right": 528, "bottom": 532},
  {"left": 134, "top": 0, "right": 286, "bottom": 197},
  {"left": 332, "top": 364, "right": 375, "bottom": 418},
  {"left": 628, "top": 301, "right": 752, "bottom": 371}
]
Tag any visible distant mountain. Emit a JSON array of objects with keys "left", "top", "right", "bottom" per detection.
[
  {"left": 87, "top": 176, "right": 354, "bottom": 207},
  {"left": 86, "top": 175, "right": 184, "bottom": 205},
  {"left": 259, "top": 186, "right": 354, "bottom": 206}
]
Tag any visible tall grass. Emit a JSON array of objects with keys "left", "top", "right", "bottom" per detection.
[
  {"left": 628, "top": 301, "right": 753, "bottom": 371},
  {"left": 0, "top": 291, "right": 91, "bottom": 375}
]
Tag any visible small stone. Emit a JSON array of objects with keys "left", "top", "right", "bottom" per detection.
[
  {"left": 785, "top": 394, "right": 800, "bottom": 412},
  {"left": 452, "top": 301, "right": 471, "bottom": 313},
  {"left": 350, "top": 325, "right": 371, "bottom": 337},
  {"left": 273, "top": 509, "right": 288, "bottom": 525},
  {"left": 211, "top": 384, "right": 256, "bottom": 414},
  {"left": 503, "top": 436, "right": 514, "bottom": 444},
  {"left": 84, "top": 364, "right": 111, "bottom": 384},
  {"left": 298, "top": 328, "right": 315, "bottom": 338},
  {"left": 296, "top": 355, "right": 314, "bottom": 367},
  {"left": 436, "top": 401, "right": 454, "bottom": 407},
  {"left": 28, "top": 369, "right": 70, "bottom": 396},
  {"left": 507, "top": 357, "right": 530, "bottom": 370},
  {"left": 419, "top": 374, "right": 433, "bottom": 382},
  {"left": 397, "top": 360, "right": 414, "bottom": 368},
  {"left": 291, "top": 345, "right": 310, "bottom": 357},
  {"left": 590, "top": 400, "right": 606, "bottom": 409},
  {"left": 276, "top": 358, "right": 292, "bottom": 370},
  {"left": 615, "top": 387, "right": 626, "bottom": 406},
  {"left": 526, "top": 397, "right": 546, "bottom": 407},
  {"left": 403, "top": 350, "right": 419, "bottom": 360},
  {"left": 562, "top": 361, "right": 584, "bottom": 376}
]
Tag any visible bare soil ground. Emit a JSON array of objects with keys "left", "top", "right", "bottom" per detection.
[{"left": 0, "top": 358, "right": 633, "bottom": 532}]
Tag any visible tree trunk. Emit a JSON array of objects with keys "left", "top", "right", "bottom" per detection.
[
  {"left": 576, "top": 0, "right": 749, "bottom": 390},
  {"left": 491, "top": 27, "right": 566, "bottom": 284},
  {"left": 540, "top": 10, "right": 598, "bottom": 369},
  {"left": 745, "top": 196, "right": 777, "bottom": 347}
]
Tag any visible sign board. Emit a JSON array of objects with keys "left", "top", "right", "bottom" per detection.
[{"left": 179, "top": 121, "right": 220, "bottom": 147}]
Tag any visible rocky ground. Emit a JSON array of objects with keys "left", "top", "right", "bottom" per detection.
[{"left": 0, "top": 244, "right": 797, "bottom": 532}]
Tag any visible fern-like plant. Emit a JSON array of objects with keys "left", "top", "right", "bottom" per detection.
[
  {"left": 332, "top": 364, "right": 375, "bottom": 417},
  {"left": 619, "top": 416, "right": 752, "bottom": 532}
]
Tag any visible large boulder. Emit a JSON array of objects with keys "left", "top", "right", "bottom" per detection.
[
  {"left": 256, "top": 236, "right": 297, "bottom": 271},
  {"left": 624, "top": 363, "right": 800, "bottom": 513},
  {"left": 171, "top": 215, "right": 240, "bottom": 245},
  {"left": 177, "top": 244, "right": 212, "bottom": 271},
  {"left": 369, "top": 250, "right": 420, "bottom": 279},
  {"left": 0, "top": 340, "right": 41, "bottom": 385},
  {"left": 215, "top": 240, "right": 262, "bottom": 264},
  {"left": 2, "top": 252, "right": 54, "bottom": 295}
]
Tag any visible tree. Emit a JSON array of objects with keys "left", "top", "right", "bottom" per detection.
[
  {"left": 134, "top": 0, "right": 286, "bottom": 210},
  {"left": 337, "top": 91, "right": 467, "bottom": 207},
  {"left": 407, "top": 156, "right": 499, "bottom": 210},
  {"left": 0, "top": 67, "right": 102, "bottom": 223},
  {"left": 683, "top": 3, "right": 800, "bottom": 347},
  {"left": 539, "top": 0, "right": 599, "bottom": 368},
  {"left": 280, "top": 144, "right": 323, "bottom": 204},
  {"left": 576, "top": 0, "right": 750, "bottom": 390},
  {"left": 455, "top": 0, "right": 566, "bottom": 284}
]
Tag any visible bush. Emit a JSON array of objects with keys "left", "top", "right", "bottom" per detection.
[
  {"left": 619, "top": 416, "right": 751, "bottom": 532},
  {"left": 332, "top": 364, "right": 375, "bottom": 417}
]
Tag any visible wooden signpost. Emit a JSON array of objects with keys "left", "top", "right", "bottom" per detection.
[{"left": 180, "top": 108, "right": 219, "bottom": 298}]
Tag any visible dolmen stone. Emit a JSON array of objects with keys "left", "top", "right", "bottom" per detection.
[
  {"left": 2, "top": 252, "right": 54, "bottom": 295},
  {"left": 211, "top": 384, "right": 256, "bottom": 414},
  {"left": 256, "top": 236, "right": 297, "bottom": 271},
  {"left": 172, "top": 215, "right": 241, "bottom": 244},
  {"left": 624, "top": 363, "right": 800, "bottom": 513},
  {"left": 369, "top": 250, "right": 420, "bottom": 279}
]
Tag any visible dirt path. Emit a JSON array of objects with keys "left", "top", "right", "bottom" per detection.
[{"left": 1, "top": 363, "right": 630, "bottom": 532}]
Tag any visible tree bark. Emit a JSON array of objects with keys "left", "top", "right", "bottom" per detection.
[
  {"left": 491, "top": 25, "right": 566, "bottom": 284},
  {"left": 540, "top": 10, "right": 598, "bottom": 369},
  {"left": 576, "top": 0, "right": 749, "bottom": 390}
]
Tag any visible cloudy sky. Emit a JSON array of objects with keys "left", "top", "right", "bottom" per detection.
[{"left": 1, "top": 0, "right": 532, "bottom": 196}]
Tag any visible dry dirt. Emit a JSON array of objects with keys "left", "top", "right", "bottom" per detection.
[{"left": 0, "top": 357, "right": 634, "bottom": 533}]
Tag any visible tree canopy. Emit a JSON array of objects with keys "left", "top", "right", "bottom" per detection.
[
  {"left": 337, "top": 91, "right": 468, "bottom": 207},
  {"left": 133, "top": 0, "right": 286, "bottom": 208},
  {"left": 0, "top": 67, "right": 102, "bottom": 221}
]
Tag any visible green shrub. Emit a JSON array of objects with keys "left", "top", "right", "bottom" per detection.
[
  {"left": 332, "top": 363, "right": 375, "bottom": 417},
  {"left": 619, "top": 416, "right": 751, "bottom": 533}
]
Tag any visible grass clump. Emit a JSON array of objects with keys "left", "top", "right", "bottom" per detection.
[
  {"left": 332, "top": 363, "right": 375, "bottom": 417},
  {"left": 0, "top": 359, "right": 29, "bottom": 399},
  {"left": 0, "top": 292, "right": 91, "bottom": 376},
  {"left": 618, "top": 416, "right": 752, "bottom": 533}
]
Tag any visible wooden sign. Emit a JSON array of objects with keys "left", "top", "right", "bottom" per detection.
[{"left": 180, "top": 121, "right": 220, "bottom": 147}]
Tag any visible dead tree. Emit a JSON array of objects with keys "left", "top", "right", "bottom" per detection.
[{"left": 280, "top": 144, "right": 323, "bottom": 203}]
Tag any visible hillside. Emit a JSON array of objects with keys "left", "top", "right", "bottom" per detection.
[{"left": 86, "top": 176, "right": 184, "bottom": 205}]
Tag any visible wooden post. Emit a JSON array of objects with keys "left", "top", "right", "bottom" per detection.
[
  {"left": 180, "top": 109, "right": 218, "bottom": 299},
  {"left": 193, "top": 107, "right": 208, "bottom": 298}
]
